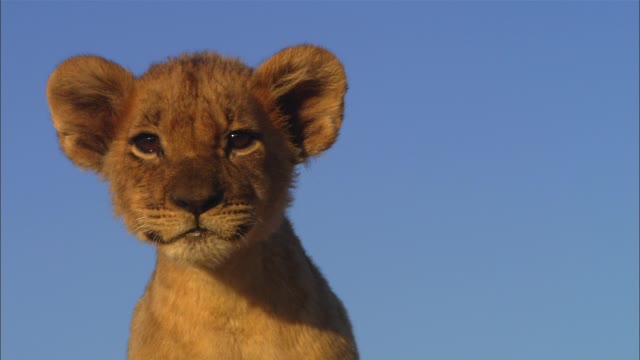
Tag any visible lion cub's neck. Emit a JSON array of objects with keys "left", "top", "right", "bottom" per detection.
[
  {"left": 129, "top": 219, "right": 357, "bottom": 359},
  {"left": 150, "top": 220, "right": 308, "bottom": 319}
]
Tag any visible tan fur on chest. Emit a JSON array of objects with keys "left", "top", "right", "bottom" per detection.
[
  {"left": 129, "top": 223, "right": 355, "bottom": 359},
  {"left": 47, "top": 45, "right": 357, "bottom": 359}
]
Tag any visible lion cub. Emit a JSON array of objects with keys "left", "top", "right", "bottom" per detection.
[{"left": 47, "top": 45, "right": 357, "bottom": 359}]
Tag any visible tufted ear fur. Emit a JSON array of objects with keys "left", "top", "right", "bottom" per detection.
[
  {"left": 47, "top": 56, "right": 134, "bottom": 172},
  {"left": 253, "top": 45, "right": 347, "bottom": 163}
]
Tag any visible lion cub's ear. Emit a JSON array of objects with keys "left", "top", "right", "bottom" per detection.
[
  {"left": 47, "top": 56, "right": 134, "bottom": 172},
  {"left": 254, "top": 45, "right": 347, "bottom": 163}
]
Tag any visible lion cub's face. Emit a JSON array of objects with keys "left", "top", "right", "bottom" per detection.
[
  {"left": 47, "top": 46, "right": 346, "bottom": 266},
  {"left": 103, "top": 55, "right": 295, "bottom": 265}
]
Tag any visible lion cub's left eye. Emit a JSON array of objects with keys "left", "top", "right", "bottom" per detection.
[
  {"left": 130, "top": 133, "right": 162, "bottom": 155},
  {"left": 227, "top": 131, "right": 257, "bottom": 150}
]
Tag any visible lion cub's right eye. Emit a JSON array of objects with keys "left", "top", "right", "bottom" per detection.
[{"left": 130, "top": 133, "right": 162, "bottom": 157}]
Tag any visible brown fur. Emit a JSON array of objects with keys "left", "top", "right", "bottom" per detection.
[{"left": 47, "top": 45, "right": 357, "bottom": 359}]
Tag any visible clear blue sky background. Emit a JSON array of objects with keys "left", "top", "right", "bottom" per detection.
[{"left": 1, "top": 2, "right": 638, "bottom": 359}]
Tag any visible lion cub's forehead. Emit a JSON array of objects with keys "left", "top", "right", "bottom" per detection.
[
  {"left": 142, "top": 52, "right": 253, "bottom": 83},
  {"left": 133, "top": 52, "right": 257, "bottom": 135}
]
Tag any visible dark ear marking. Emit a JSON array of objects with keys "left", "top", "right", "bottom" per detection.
[{"left": 278, "top": 79, "right": 324, "bottom": 153}]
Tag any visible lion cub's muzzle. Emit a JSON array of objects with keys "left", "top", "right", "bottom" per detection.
[
  {"left": 168, "top": 162, "right": 224, "bottom": 216},
  {"left": 140, "top": 162, "right": 258, "bottom": 245}
]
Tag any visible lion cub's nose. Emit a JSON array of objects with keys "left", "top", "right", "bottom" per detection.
[{"left": 170, "top": 192, "right": 223, "bottom": 216}]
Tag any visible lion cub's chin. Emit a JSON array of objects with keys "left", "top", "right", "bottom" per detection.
[
  {"left": 150, "top": 232, "right": 248, "bottom": 268},
  {"left": 139, "top": 219, "right": 278, "bottom": 268}
]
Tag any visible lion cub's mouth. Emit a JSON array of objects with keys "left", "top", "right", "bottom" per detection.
[
  {"left": 139, "top": 202, "right": 257, "bottom": 245},
  {"left": 183, "top": 227, "right": 209, "bottom": 238},
  {"left": 143, "top": 228, "right": 211, "bottom": 244},
  {"left": 144, "top": 223, "right": 253, "bottom": 245}
]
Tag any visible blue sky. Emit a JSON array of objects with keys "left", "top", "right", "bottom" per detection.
[{"left": 2, "top": 2, "right": 638, "bottom": 359}]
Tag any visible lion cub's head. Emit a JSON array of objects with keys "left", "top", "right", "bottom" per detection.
[{"left": 47, "top": 45, "right": 346, "bottom": 266}]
